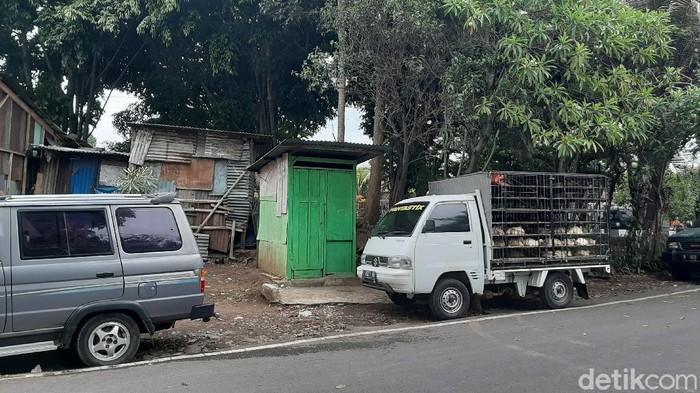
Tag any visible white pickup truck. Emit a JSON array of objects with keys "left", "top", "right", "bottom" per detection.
[{"left": 357, "top": 171, "right": 611, "bottom": 319}]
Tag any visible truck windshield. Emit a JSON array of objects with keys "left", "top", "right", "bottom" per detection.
[{"left": 371, "top": 203, "right": 429, "bottom": 238}]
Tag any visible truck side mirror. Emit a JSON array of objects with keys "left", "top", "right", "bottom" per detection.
[{"left": 423, "top": 219, "right": 436, "bottom": 233}]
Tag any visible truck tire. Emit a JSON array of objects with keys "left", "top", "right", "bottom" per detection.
[
  {"left": 387, "top": 293, "right": 415, "bottom": 307},
  {"left": 429, "top": 279, "right": 470, "bottom": 320},
  {"left": 670, "top": 266, "right": 692, "bottom": 281},
  {"left": 539, "top": 272, "right": 574, "bottom": 309},
  {"left": 76, "top": 313, "right": 141, "bottom": 367}
]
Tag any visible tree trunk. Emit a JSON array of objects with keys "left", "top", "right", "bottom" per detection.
[
  {"left": 466, "top": 110, "right": 497, "bottom": 173},
  {"left": 365, "top": 95, "right": 384, "bottom": 224},
  {"left": 19, "top": 32, "right": 33, "bottom": 93},
  {"left": 336, "top": 0, "right": 346, "bottom": 142}
]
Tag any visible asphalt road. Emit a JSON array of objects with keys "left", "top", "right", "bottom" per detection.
[{"left": 2, "top": 288, "right": 699, "bottom": 393}]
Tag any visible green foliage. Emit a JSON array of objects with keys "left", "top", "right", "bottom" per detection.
[
  {"left": 665, "top": 168, "right": 700, "bottom": 222},
  {"left": 117, "top": 166, "right": 158, "bottom": 194},
  {"left": 443, "top": 0, "right": 675, "bottom": 159}
]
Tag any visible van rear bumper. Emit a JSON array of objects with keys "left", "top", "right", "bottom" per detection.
[{"left": 190, "top": 303, "right": 215, "bottom": 321}]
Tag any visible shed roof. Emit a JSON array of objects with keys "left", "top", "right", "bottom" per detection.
[
  {"left": 31, "top": 144, "right": 130, "bottom": 159},
  {"left": 248, "top": 139, "right": 390, "bottom": 172},
  {"left": 128, "top": 122, "right": 274, "bottom": 142}
]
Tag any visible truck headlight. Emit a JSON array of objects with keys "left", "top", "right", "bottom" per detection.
[
  {"left": 667, "top": 242, "right": 682, "bottom": 250},
  {"left": 361, "top": 254, "right": 371, "bottom": 265},
  {"left": 387, "top": 256, "right": 412, "bottom": 270}
]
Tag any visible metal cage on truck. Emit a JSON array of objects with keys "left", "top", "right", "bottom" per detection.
[{"left": 429, "top": 171, "right": 609, "bottom": 270}]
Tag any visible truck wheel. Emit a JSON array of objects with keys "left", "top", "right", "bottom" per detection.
[
  {"left": 429, "top": 279, "right": 470, "bottom": 320},
  {"left": 387, "top": 293, "right": 415, "bottom": 307},
  {"left": 539, "top": 272, "right": 574, "bottom": 309},
  {"left": 76, "top": 313, "right": 141, "bottom": 367},
  {"left": 670, "top": 266, "right": 692, "bottom": 281}
]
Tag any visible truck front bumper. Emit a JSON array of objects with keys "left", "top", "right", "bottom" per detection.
[
  {"left": 663, "top": 250, "right": 700, "bottom": 268},
  {"left": 357, "top": 266, "right": 413, "bottom": 293}
]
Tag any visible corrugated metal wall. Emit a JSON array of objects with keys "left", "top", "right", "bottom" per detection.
[
  {"left": 146, "top": 130, "right": 196, "bottom": 163},
  {"left": 226, "top": 139, "right": 254, "bottom": 232},
  {"left": 69, "top": 155, "right": 100, "bottom": 193}
]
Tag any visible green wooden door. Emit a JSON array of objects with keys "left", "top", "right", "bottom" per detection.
[
  {"left": 325, "top": 170, "right": 355, "bottom": 275},
  {"left": 289, "top": 168, "right": 326, "bottom": 278}
]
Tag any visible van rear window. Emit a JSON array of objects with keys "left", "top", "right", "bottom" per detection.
[
  {"left": 19, "top": 210, "right": 113, "bottom": 259},
  {"left": 115, "top": 207, "right": 182, "bottom": 253}
]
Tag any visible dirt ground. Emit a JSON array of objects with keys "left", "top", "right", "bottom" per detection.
[{"left": 135, "top": 251, "right": 687, "bottom": 361}]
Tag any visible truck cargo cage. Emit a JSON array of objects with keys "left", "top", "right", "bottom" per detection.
[{"left": 429, "top": 171, "right": 609, "bottom": 270}]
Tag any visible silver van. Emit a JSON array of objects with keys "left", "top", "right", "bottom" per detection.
[{"left": 0, "top": 193, "right": 215, "bottom": 366}]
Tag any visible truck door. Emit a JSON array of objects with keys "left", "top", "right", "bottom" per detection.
[
  {"left": 10, "top": 207, "right": 124, "bottom": 332},
  {"left": 413, "top": 201, "right": 482, "bottom": 294}
]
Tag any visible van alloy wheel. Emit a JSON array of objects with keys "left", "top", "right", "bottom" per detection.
[
  {"left": 88, "top": 321, "right": 131, "bottom": 362},
  {"left": 76, "top": 313, "right": 140, "bottom": 367}
]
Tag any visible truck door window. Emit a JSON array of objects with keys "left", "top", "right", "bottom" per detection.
[
  {"left": 427, "top": 204, "right": 470, "bottom": 233},
  {"left": 19, "top": 210, "right": 113, "bottom": 259},
  {"left": 116, "top": 207, "right": 182, "bottom": 253}
]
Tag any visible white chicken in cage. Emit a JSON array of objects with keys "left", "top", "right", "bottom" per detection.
[
  {"left": 522, "top": 237, "right": 539, "bottom": 247},
  {"left": 508, "top": 237, "right": 525, "bottom": 247},
  {"left": 575, "top": 249, "right": 591, "bottom": 256},
  {"left": 493, "top": 239, "right": 506, "bottom": 247},
  {"left": 506, "top": 226, "right": 526, "bottom": 236},
  {"left": 492, "top": 227, "right": 505, "bottom": 236},
  {"left": 566, "top": 225, "right": 584, "bottom": 235}
]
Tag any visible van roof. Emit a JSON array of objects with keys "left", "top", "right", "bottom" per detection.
[{"left": 0, "top": 193, "right": 179, "bottom": 206}]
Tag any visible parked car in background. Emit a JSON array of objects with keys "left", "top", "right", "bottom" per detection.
[
  {"left": 663, "top": 224, "right": 700, "bottom": 280},
  {"left": 0, "top": 193, "right": 215, "bottom": 366}
]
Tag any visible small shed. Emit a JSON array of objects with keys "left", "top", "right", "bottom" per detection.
[
  {"left": 0, "top": 74, "right": 87, "bottom": 195},
  {"left": 128, "top": 123, "right": 274, "bottom": 255},
  {"left": 29, "top": 145, "right": 130, "bottom": 194},
  {"left": 248, "top": 140, "right": 388, "bottom": 279}
]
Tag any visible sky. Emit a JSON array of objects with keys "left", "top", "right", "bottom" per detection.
[{"left": 92, "top": 91, "right": 372, "bottom": 146}]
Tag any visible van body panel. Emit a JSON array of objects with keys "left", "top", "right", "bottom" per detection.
[
  {"left": 0, "top": 207, "right": 7, "bottom": 333},
  {"left": 9, "top": 206, "right": 125, "bottom": 332}
]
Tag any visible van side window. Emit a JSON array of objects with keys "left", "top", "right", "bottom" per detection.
[
  {"left": 116, "top": 207, "right": 182, "bottom": 253},
  {"left": 19, "top": 210, "right": 113, "bottom": 259},
  {"left": 427, "top": 204, "right": 470, "bottom": 233}
]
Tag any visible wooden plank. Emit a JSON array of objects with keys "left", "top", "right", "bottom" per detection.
[
  {"left": 195, "top": 167, "right": 246, "bottom": 233},
  {"left": 229, "top": 220, "right": 237, "bottom": 258},
  {"left": 191, "top": 225, "right": 230, "bottom": 230},
  {"left": 160, "top": 158, "right": 215, "bottom": 190}
]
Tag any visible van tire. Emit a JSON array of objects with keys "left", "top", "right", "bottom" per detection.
[
  {"left": 539, "top": 272, "right": 574, "bottom": 309},
  {"left": 429, "top": 279, "right": 470, "bottom": 320},
  {"left": 75, "top": 313, "right": 141, "bottom": 367}
]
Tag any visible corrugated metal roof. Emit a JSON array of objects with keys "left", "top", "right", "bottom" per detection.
[
  {"left": 31, "top": 144, "right": 130, "bottom": 158},
  {"left": 129, "top": 122, "right": 274, "bottom": 142},
  {"left": 146, "top": 130, "right": 196, "bottom": 163},
  {"left": 247, "top": 139, "right": 390, "bottom": 172}
]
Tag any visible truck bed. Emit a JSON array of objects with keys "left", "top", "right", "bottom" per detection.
[{"left": 429, "top": 171, "right": 610, "bottom": 270}]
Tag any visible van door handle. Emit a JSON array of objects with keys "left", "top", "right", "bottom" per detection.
[
  {"left": 463, "top": 240, "right": 472, "bottom": 245},
  {"left": 96, "top": 272, "right": 115, "bottom": 278}
]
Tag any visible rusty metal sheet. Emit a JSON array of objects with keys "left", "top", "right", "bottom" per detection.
[
  {"left": 146, "top": 130, "right": 195, "bottom": 163},
  {"left": 160, "top": 158, "right": 214, "bottom": 190},
  {"left": 205, "top": 229, "right": 230, "bottom": 253}
]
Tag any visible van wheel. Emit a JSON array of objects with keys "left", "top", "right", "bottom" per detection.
[
  {"left": 429, "top": 279, "right": 470, "bottom": 320},
  {"left": 387, "top": 293, "right": 415, "bottom": 307},
  {"left": 540, "top": 272, "right": 574, "bottom": 309},
  {"left": 76, "top": 313, "right": 140, "bottom": 367}
]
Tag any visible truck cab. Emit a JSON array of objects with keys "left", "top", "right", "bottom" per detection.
[{"left": 359, "top": 194, "right": 485, "bottom": 319}]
